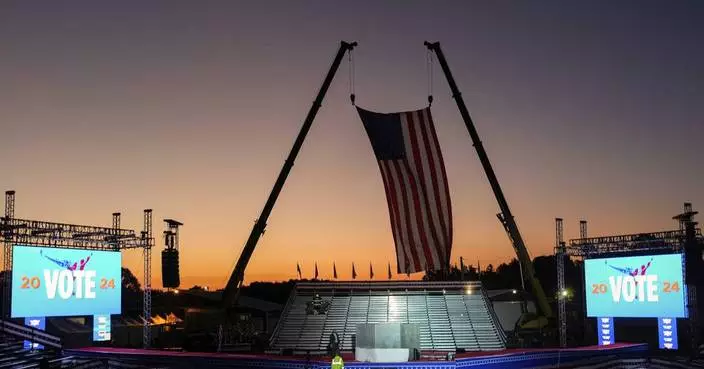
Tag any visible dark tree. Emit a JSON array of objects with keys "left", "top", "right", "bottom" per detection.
[
  {"left": 122, "top": 268, "right": 141, "bottom": 313},
  {"left": 241, "top": 280, "right": 298, "bottom": 304},
  {"left": 122, "top": 267, "right": 141, "bottom": 292}
]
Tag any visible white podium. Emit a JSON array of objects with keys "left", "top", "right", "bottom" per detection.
[{"left": 354, "top": 323, "right": 420, "bottom": 362}]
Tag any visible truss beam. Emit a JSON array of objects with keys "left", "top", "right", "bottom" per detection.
[
  {"left": 0, "top": 218, "right": 145, "bottom": 250},
  {"left": 567, "top": 229, "right": 700, "bottom": 257}
]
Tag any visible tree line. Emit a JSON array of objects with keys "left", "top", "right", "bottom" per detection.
[{"left": 0, "top": 255, "right": 586, "bottom": 316}]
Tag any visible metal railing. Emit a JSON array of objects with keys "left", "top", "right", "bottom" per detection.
[{"left": 0, "top": 318, "right": 62, "bottom": 349}]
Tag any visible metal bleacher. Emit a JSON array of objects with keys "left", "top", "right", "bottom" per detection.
[
  {"left": 0, "top": 319, "right": 139, "bottom": 369},
  {"left": 269, "top": 281, "right": 506, "bottom": 354},
  {"left": 0, "top": 336, "right": 105, "bottom": 369}
]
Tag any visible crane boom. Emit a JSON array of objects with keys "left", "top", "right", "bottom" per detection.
[
  {"left": 425, "top": 41, "right": 553, "bottom": 319},
  {"left": 221, "top": 41, "right": 357, "bottom": 308}
]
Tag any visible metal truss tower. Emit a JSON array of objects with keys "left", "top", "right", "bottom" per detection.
[
  {"left": 1, "top": 191, "right": 155, "bottom": 349},
  {"left": 578, "top": 220, "right": 587, "bottom": 343},
  {"left": 2, "top": 191, "right": 16, "bottom": 318},
  {"left": 143, "top": 209, "right": 153, "bottom": 348},
  {"left": 112, "top": 212, "right": 121, "bottom": 251},
  {"left": 555, "top": 218, "right": 567, "bottom": 348},
  {"left": 674, "top": 202, "right": 700, "bottom": 357}
]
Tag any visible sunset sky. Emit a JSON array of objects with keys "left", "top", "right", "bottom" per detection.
[{"left": 1, "top": 1, "right": 702, "bottom": 289}]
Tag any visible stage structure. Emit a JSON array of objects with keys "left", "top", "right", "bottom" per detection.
[
  {"left": 555, "top": 203, "right": 702, "bottom": 354},
  {"left": 0, "top": 190, "right": 156, "bottom": 348},
  {"left": 269, "top": 281, "right": 507, "bottom": 356}
]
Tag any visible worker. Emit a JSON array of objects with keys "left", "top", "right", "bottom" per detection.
[
  {"left": 327, "top": 332, "right": 339, "bottom": 356},
  {"left": 331, "top": 353, "right": 344, "bottom": 369},
  {"left": 312, "top": 294, "right": 323, "bottom": 314}
]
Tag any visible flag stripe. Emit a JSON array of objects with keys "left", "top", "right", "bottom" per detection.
[
  {"left": 417, "top": 109, "right": 448, "bottom": 262},
  {"left": 395, "top": 119, "right": 435, "bottom": 270},
  {"left": 378, "top": 162, "right": 407, "bottom": 273},
  {"left": 413, "top": 109, "right": 449, "bottom": 258},
  {"left": 400, "top": 159, "right": 437, "bottom": 270},
  {"left": 390, "top": 160, "right": 423, "bottom": 271},
  {"left": 404, "top": 111, "right": 444, "bottom": 267},
  {"left": 421, "top": 108, "right": 453, "bottom": 264},
  {"left": 381, "top": 162, "right": 416, "bottom": 272}
]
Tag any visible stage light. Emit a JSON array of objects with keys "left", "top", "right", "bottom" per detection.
[{"left": 512, "top": 289, "right": 517, "bottom": 294}]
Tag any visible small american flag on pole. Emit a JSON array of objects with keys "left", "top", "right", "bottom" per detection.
[{"left": 357, "top": 107, "right": 453, "bottom": 274}]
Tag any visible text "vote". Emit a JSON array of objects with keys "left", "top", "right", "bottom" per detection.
[
  {"left": 44, "top": 270, "right": 97, "bottom": 300},
  {"left": 609, "top": 275, "right": 658, "bottom": 303}
]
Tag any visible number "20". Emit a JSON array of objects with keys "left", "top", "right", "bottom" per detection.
[
  {"left": 591, "top": 283, "right": 607, "bottom": 294},
  {"left": 20, "top": 276, "right": 41, "bottom": 289}
]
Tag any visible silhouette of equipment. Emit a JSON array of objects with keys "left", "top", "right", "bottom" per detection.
[
  {"left": 674, "top": 205, "right": 704, "bottom": 285},
  {"left": 327, "top": 331, "right": 340, "bottom": 356},
  {"left": 162, "top": 219, "right": 183, "bottom": 289},
  {"left": 306, "top": 294, "right": 330, "bottom": 315},
  {"left": 221, "top": 41, "right": 357, "bottom": 308},
  {"left": 424, "top": 41, "right": 552, "bottom": 320}
]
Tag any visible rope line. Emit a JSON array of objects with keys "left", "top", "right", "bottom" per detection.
[
  {"left": 349, "top": 49, "right": 356, "bottom": 106},
  {"left": 427, "top": 49, "right": 434, "bottom": 107}
]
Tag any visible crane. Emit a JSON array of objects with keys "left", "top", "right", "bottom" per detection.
[
  {"left": 212, "top": 40, "right": 550, "bottom": 347},
  {"left": 424, "top": 42, "right": 554, "bottom": 338},
  {"left": 220, "top": 41, "right": 357, "bottom": 310}
]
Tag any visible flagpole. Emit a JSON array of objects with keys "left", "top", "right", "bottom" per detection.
[{"left": 222, "top": 41, "right": 358, "bottom": 307}]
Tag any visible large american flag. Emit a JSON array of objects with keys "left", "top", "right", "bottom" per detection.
[{"left": 357, "top": 107, "right": 453, "bottom": 274}]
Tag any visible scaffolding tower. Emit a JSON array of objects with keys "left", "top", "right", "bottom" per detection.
[
  {"left": 555, "top": 218, "right": 566, "bottom": 348},
  {"left": 0, "top": 190, "right": 155, "bottom": 348}
]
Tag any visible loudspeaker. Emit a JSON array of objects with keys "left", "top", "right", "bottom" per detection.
[{"left": 161, "top": 249, "right": 180, "bottom": 288}]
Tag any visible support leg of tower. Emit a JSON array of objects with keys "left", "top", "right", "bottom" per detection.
[
  {"left": 142, "top": 209, "right": 153, "bottom": 348},
  {"left": 555, "top": 218, "right": 567, "bottom": 348},
  {"left": 2, "top": 191, "right": 16, "bottom": 319}
]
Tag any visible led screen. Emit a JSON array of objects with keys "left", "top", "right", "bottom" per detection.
[
  {"left": 23, "top": 317, "right": 46, "bottom": 350},
  {"left": 93, "top": 314, "right": 112, "bottom": 342},
  {"left": 585, "top": 254, "right": 686, "bottom": 318},
  {"left": 11, "top": 245, "right": 121, "bottom": 318}
]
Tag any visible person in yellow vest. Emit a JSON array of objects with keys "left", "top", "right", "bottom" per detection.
[{"left": 331, "top": 354, "right": 344, "bottom": 369}]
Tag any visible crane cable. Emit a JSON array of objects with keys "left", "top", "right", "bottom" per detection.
[
  {"left": 427, "top": 48, "right": 434, "bottom": 107},
  {"left": 349, "top": 48, "right": 356, "bottom": 106}
]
